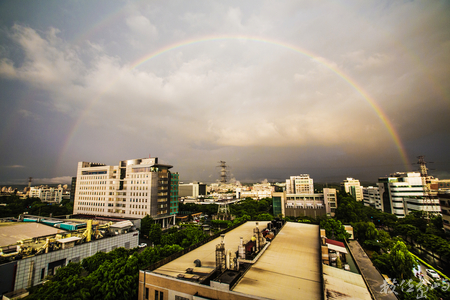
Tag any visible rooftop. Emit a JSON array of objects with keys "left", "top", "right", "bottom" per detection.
[
  {"left": 233, "top": 222, "right": 322, "bottom": 299},
  {"left": 152, "top": 222, "right": 323, "bottom": 300},
  {"left": 0, "top": 222, "right": 67, "bottom": 246}
]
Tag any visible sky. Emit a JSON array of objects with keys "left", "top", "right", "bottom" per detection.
[{"left": 0, "top": 0, "right": 449, "bottom": 185}]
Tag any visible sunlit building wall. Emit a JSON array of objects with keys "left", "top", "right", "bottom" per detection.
[
  {"left": 377, "top": 172, "right": 440, "bottom": 218},
  {"left": 341, "top": 178, "right": 363, "bottom": 202},
  {"left": 285, "top": 175, "right": 314, "bottom": 194},
  {"left": 362, "top": 186, "right": 381, "bottom": 210},
  {"left": 74, "top": 157, "right": 176, "bottom": 226}
]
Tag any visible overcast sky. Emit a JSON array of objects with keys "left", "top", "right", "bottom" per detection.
[{"left": 0, "top": 0, "right": 449, "bottom": 185}]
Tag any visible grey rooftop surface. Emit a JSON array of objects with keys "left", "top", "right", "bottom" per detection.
[
  {"left": 0, "top": 222, "right": 67, "bottom": 246},
  {"left": 233, "top": 222, "right": 322, "bottom": 300}
]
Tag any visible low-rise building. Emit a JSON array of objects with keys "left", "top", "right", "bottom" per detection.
[
  {"left": 273, "top": 188, "right": 337, "bottom": 218},
  {"left": 138, "top": 221, "right": 371, "bottom": 300},
  {"left": 29, "top": 185, "right": 64, "bottom": 203},
  {"left": 0, "top": 215, "right": 139, "bottom": 297}
]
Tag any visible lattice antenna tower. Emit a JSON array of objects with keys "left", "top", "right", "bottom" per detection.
[
  {"left": 415, "top": 155, "right": 434, "bottom": 204},
  {"left": 217, "top": 161, "right": 229, "bottom": 183}
]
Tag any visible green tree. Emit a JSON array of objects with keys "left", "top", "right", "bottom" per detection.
[
  {"left": 320, "top": 218, "right": 350, "bottom": 241},
  {"left": 148, "top": 223, "right": 162, "bottom": 246},
  {"left": 389, "top": 240, "right": 417, "bottom": 280},
  {"left": 140, "top": 215, "right": 153, "bottom": 238}
]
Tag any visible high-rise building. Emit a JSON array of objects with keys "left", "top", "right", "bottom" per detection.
[
  {"left": 73, "top": 157, "right": 178, "bottom": 227},
  {"left": 285, "top": 175, "right": 314, "bottom": 194},
  {"left": 377, "top": 172, "right": 440, "bottom": 218},
  {"left": 341, "top": 178, "right": 363, "bottom": 202}
]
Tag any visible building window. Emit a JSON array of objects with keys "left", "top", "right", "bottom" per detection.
[
  {"left": 145, "top": 288, "right": 149, "bottom": 300},
  {"left": 160, "top": 291, "right": 164, "bottom": 300},
  {"left": 40, "top": 268, "right": 45, "bottom": 281},
  {"left": 155, "top": 290, "right": 158, "bottom": 300}
]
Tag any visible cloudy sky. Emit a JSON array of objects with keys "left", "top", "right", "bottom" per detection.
[{"left": 0, "top": 0, "right": 449, "bottom": 185}]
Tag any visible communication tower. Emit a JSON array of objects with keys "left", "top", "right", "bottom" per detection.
[
  {"left": 217, "top": 161, "right": 230, "bottom": 183},
  {"left": 415, "top": 155, "right": 435, "bottom": 211}
]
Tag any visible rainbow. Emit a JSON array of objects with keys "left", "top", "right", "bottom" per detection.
[{"left": 58, "top": 35, "right": 411, "bottom": 171}]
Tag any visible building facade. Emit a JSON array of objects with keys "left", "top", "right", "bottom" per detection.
[
  {"left": 341, "top": 178, "right": 363, "bottom": 202},
  {"left": 29, "top": 186, "right": 64, "bottom": 203},
  {"left": 169, "top": 173, "right": 179, "bottom": 215},
  {"left": 273, "top": 188, "right": 337, "bottom": 218},
  {"left": 378, "top": 172, "right": 441, "bottom": 218},
  {"left": 73, "top": 157, "right": 178, "bottom": 226},
  {"left": 179, "top": 182, "right": 207, "bottom": 198},
  {"left": 362, "top": 186, "right": 381, "bottom": 210},
  {"left": 285, "top": 175, "right": 314, "bottom": 194}
]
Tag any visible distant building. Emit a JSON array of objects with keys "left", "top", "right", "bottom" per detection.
[
  {"left": 273, "top": 188, "right": 337, "bottom": 218},
  {"left": 29, "top": 185, "right": 64, "bottom": 203},
  {"left": 236, "top": 182, "right": 274, "bottom": 200},
  {"left": 286, "top": 175, "right": 314, "bottom": 194},
  {"left": 341, "top": 178, "right": 363, "bottom": 202},
  {"left": 378, "top": 172, "right": 440, "bottom": 218},
  {"left": 70, "top": 177, "right": 77, "bottom": 203},
  {"left": 73, "top": 157, "right": 178, "bottom": 227},
  {"left": 438, "top": 179, "right": 450, "bottom": 190},
  {"left": 179, "top": 182, "right": 207, "bottom": 198},
  {"left": 438, "top": 191, "right": 450, "bottom": 233},
  {"left": 362, "top": 186, "right": 381, "bottom": 210}
]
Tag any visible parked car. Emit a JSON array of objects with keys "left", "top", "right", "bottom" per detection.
[
  {"left": 426, "top": 269, "right": 440, "bottom": 280},
  {"left": 138, "top": 243, "right": 147, "bottom": 248}
]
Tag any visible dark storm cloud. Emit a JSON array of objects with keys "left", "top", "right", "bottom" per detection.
[{"left": 0, "top": 0, "right": 449, "bottom": 184}]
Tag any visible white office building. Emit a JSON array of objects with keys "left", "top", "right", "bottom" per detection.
[
  {"left": 73, "top": 157, "right": 177, "bottom": 227},
  {"left": 341, "top": 178, "right": 363, "bottom": 202},
  {"left": 378, "top": 172, "right": 440, "bottom": 218},
  {"left": 362, "top": 186, "right": 381, "bottom": 210},
  {"left": 29, "top": 186, "right": 64, "bottom": 203},
  {"left": 285, "top": 175, "right": 314, "bottom": 194}
]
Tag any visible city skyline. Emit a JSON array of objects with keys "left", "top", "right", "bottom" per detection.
[{"left": 0, "top": 1, "right": 449, "bottom": 185}]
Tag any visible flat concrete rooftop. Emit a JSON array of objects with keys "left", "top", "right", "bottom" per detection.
[
  {"left": 153, "top": 221, "right": 322, "bottom": 300},
  {"left": 154, "top": 221, "right": 270, "bottom": 278},
  {"left": 0, "top": 222, "right": 67, "bottom": 246},
  {"left": 233, "top": 222, "right": 322, "bottom": 300}
]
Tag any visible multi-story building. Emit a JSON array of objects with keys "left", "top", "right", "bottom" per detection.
[
  {"left": 179, "top": 182, "right": 207, "bottom": 199},
  {"left": 378, "top": 172, "right": 440, "bottom": 218},
  {"left": 29, "top": 185, "right": 64, "bottom": 203},
  {"left": 70, "top": 177, "right": 77, "bottom": 203},
  {"left": 285, "top": 175, "right": 314, "bottom": 194},
  {"left": 438, "top": 191, "right": 450, "bottom": 233},
  {"left": 73, "top": 157, "right": 178, "bottom": 227},
  {"left": 341, "top": 178, "right": 363, "bottom": 202},
  {"left": 236, "top": 182, "right": 274, "bottom": 200},
  {"left": 362, "top": 186, "right": 381, "bottom": 210},
  {"left": 273, "top": 188, "right": 337, "bottom": 218},
  {"left": 169, "top": 173, "right": 179, "bottom": 215}
]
